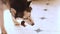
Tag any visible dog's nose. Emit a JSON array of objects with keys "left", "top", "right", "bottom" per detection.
[{"left": 31, "top": 23, "right": 34, "bottom": 26}]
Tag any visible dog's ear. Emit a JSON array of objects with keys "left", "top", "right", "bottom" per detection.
[{"left": 27, "top": 1, "right": 32, "bottom": 7}]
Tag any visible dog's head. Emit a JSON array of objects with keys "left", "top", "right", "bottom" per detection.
[{"left": 10, "top": 0, "right": 32, "bottom": 18}]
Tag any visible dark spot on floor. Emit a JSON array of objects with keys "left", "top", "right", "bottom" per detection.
[
  {"left": 40, "top": 17, "right": 46, "bottom": 20},
  {"left": 35, "top": 29, "right": 41, "bottom": 33},
  {"left": 44, "top": 9, "right": 47, "bottom": 11}
]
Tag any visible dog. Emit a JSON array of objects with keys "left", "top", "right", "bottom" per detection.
[{"left": 0, "top": 0, "right": 34, "bottom": 34}]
